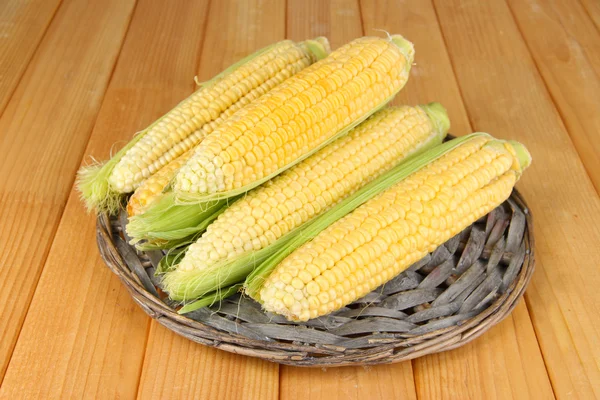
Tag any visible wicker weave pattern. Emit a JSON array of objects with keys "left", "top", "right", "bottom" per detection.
[{"left": 97, "top": 190, "right": 533, "bottom": 367}]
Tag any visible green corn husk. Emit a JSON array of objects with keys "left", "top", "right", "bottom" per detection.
[
  {"left": 178, "top": 284, "right": 243, "bottom": 314},
  {"left": 126, "top": 193, "right": 238, "bottom": 250},
  {"left": 166, "top": 124, "right": 455, "bottom": 309},
  {"left": 155, "top": 247, "right": 187, "bottom": 275}
]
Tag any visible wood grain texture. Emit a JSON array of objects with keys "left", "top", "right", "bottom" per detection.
[
  {"left": 360, "top": 0, "right": 471, "bottom": 135},
  {"left": 0, "top": 0, "right": 212, "bottom": 397},
  {"left": 0, "top": 0, "right": 135, "bottom": 384},
  {"left": 508, "top": 0, "right": 600, "bottom": 192},
  {"left": 434, "top": 0, "right": 600, "bottom": 398},
  {"left": 0, "top": 0, "right": 597, "bottom": 397},
  {"left": 0, "top": 0, "right": 61, "bottom": 115},
  {"left": 282, "top": 363, "right": 416, "bottom": 400},
  {"left": 281, "top": 3, "right": 416, "bottom": 399},
  {"left": 414, "top": 303, "right": 554, "bottom": 400},
  {"left": 360, "top": 2, "right": 553, "bottom": 399},
  {"left": 138, "top": 323, "right": 279, "bottom": 400},
  {"left": 136, "top": 0, "right": 285, "bottom": 398},
  {"left": 287, "top": 0, "right": 363, "bottom": 49}
]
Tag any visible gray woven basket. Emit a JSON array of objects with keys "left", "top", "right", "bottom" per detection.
[{"left": 97, "top": 190, "right": 534, "bottom": 367}]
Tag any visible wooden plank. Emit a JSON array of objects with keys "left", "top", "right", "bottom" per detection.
[
  {"left": 414, "top": 303, "right": 554, "bottom": 399},
  {"left": 286, "top": 0, "right": 363, "bottom": 49},
  {"left": 434, "top": 0, "right": 600, "bottom": 398},
  {"left": 281, "top": 362, "right": 416, "bottom": 400},
  {"left": 360, "top": 2, "right": 554, "bottom": 399},
  {"left": 508, "top": 0, "right": 600, "bottom": 192},
  {"left": 135, "top": 1, "right": 284, "bottom": 398},
  {"left": 0, "top": 0, "right": 61, "bottom": 114},
  {"left": 281, "top": 3, "right": 417, "bottom": 400},
  {"left": 0, "top": 0, "right": 135, "bottom": 385},
  {"left": 0, "top": 0, "right": 213, "bottom": 397},
  {"left": 137, "top": 323, "right": 278, "bottom": 399}
]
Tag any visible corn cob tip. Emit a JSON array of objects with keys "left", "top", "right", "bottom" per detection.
[
  {"left": 508, "top": 140, "right": 532, "bottom": 171},
  {"left": 420, "top": 102, "right": 450, "bottom": 138},
  {"left": 303, "top": 37, "right": 331, "bottom": 60},
  {"left": 315, "top": 36, "right": 331, "bottom": 51},
  {"left": 76, "top": 163, "right": 122, "bottom": 214},
  {"left": 390, "top": 34, "right": 415, "bottom": 67},
  {"left": 485, "top": 138, "right": 532, "bottom": 175},
  {"left": 162, "top": 268, "right": 193, "bottom": 302}
]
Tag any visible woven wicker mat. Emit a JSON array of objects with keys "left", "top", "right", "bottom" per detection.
[{"left": 97, "top": 190, "right": 534, "bottom": 367}]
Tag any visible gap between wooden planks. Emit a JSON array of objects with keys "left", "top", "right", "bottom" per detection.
[
  {"left": 0, "top": 0, "right": 62, "bottom": 116},
  {"left": 136, "top": 1, "right": 285, "bottom": 397},
  {"left": 434, "top": 0, "right": 600, "bottom": 398},
  {"left": 0, "top": 0, "right": 135, "bottom": 386}
]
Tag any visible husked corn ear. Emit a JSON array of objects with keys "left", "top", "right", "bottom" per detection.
[
  {"left": 174, "top": 35, "right": 415, "bottom": 201},
  {"left": 175, "top": 104, "right": 448, "bottom": 275},
  {"left": 77, "top": 38, "right": 329, "bottom": 213},
  {"left": 258, "top": 135, "right": 532, "bottom": 321},
  {"left": 112, "top": 41, "right": 325, "bottom": 192},
  {"left": 127, "top": 150, "right": 193, "bottom": 217}
]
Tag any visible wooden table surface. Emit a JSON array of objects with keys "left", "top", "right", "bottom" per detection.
[{"left": 1, "top": 0, "right": 599, "bottom": 398}]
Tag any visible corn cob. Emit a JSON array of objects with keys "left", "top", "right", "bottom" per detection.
[
  {"left": 127, "top": 149, "right": 193, "bottom": 217},
  {"left": 162, "top": 103, "right": 449, "bottom": 302},
  {"left": 173, "top": 35, "right": 415, "bottom": 203},
  {"left": 253, "top": 134, "right": 532, "bottom": 321},
  {"left": 77, "top": 38, "right": 330, "bottom": 213}
]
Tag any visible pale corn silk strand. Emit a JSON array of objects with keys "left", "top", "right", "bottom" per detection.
[
  {"left": 77, "top": 39, "right": 328, "bottom": 213},
  {"left": 173, "top": 35, "right": 415, "bottom": 204},
  {"left": 257, "top": 136, "right": 531, "bottom": 321},
  {"left": 162, "top": 103, "right": 450, "bottom": 304}
]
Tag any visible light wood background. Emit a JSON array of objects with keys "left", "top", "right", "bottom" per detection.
[{"left": 0, "top": 0, "right": 599, "bottom": 398}]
